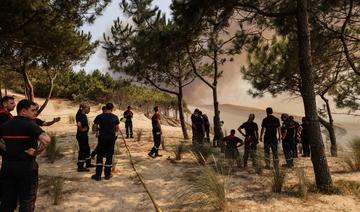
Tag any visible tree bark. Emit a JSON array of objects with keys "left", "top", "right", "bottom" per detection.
[
  {"left": 37, "top": 71, "right": 57, "bottom": 116},
  {"left": 177, "top": 81, "right": 189, "bottom": 140},
  {"left": 296, "top": 0, "right": 333, "bottom": 189},
  {"left": 320, "top": 95, "right": 337, "bottom": 156},
  {"left": 318, "top": 116, "right": 337, "bottom": 157}
]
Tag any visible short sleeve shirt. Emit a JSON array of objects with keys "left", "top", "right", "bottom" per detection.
[
  {"left": 0, "top": 116, "right": 44, "bottom": 161},
  {"left": 94, "top": 113, "right": 120, "bottom": 138},
  {"left": 223, "top": 135, "right": 243, "bottom": 149},
  {"left": 261, "top": 115, "right": 280, "bottom": 137},
  {"left": 76, "top": 110, "right": 89, "bottom": 134},
  {"left": 34, "top": 118, "right": 45, "bottom": 126},
  {"left": 284, "top": 120, "right": 298, "bottom": 140},
  {"left": 240, "top": 121, "right": 258, "bottom": 140}
]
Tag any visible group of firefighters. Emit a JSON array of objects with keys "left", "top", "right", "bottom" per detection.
[
  {"left": 0, "top": 95, "right": 148, "bottom": 211},
  {"left": 0, "top": 94, "right": 311, "bottom": 211},
  {"left": 191, "top": 107, "right": 311, "bottom": 168}
]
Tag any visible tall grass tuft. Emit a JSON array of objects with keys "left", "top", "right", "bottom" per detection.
[
  {"left": 135, "top": 128, "right": 143, "bottom": 141},
  {"left": 254, "top": 150, "right": 263, "bottom": 175},
  {"left": 296, "top": 167, "right": 308, "bottom": 198},
  {"left": 50, "top": 176, "right": 65, "bottom": 205},
  {"left": 68, "top": 115, "right": 75, "bottom": 124},
  {"left": 191, "top": 144, "right": 213, "bottom": 165},
  {"left": 179, "top": 161, "right": 227, "bottom": 211},
  {"left": 174, "top": 142, "right": 184, "bottom": 161},
  {"left": 272, "top": 165, "right": 286, "bottom": 193},
  {"left": 45, "top": 133, "right": 62, "bottom": 163},
  {"left": 344, "top": 137, "right": 360, "bottom": 171}
]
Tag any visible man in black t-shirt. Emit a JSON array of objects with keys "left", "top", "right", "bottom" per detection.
[
  {"left": 76, "top": 102, "right": 94, "bottom": 172},
  {"left": 123, "top": 106, "right": 134, "bottom": 139},
  {"left": 0, "top": 96, "right": 16, "bottom": 201},
  {"left": 260, "top": 107, "right": 281, "bottom": 169},
  {"left": 238, "top": 113, "right": 259, "bottom": 167},
  {"left": 223, "top": 130, "right": 244, "bottom": 159},
  {"left": 0, "top": 99, "right": 51, "bottom": 211},
  {"left": 91, "top": 103, "right": 120, "bottom": 181}
]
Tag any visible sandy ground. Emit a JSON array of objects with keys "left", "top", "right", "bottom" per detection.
[{"left": 4, "top": 95, "right": 360, "bottom": 212}]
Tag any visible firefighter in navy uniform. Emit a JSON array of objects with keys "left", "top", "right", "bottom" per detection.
[
  {"left": 91, "top": 103, "right": 120, "bottom": 181},
  {"left": 238, "top": 114, "right": 259, "bottom": 167},
  {"left": 75, "top": 103, "right": 95, "bottom": 172},
  {"left": 260, "top": 107, "right": 281, "bottom": 169},
  {"left": 223, "top": 129, "right": 244, "bottom": 160},
  {"left": 0, "top": 96, "right": 16, "bottom": 202},
  {"left": 0, "top": 99, "right": 51, "bottom": 212},
  {"left": 280, "top": 113, "right": 294, "bottom": 168},
  {"left": 148, "top": 106, "right": 162, "bottom": 158},
  {"left": 123, "top": 106, "right": 134, "bottom": 138}
]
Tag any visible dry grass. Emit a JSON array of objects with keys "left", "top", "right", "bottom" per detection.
[
  {"left": 49, "top": 176, "right": 65, "bottom": 205},
  {"left": 174, "top": 142, "right": 185, "bottom": 161},
  {"left": 178, "top": 158, "right": 228, "bottom": 211},
  {"left": 135, "top": 128, "right": 143, "bottom": 142},
  {"left": 68, "top": 115, "right": 75, "bottom": 125},
  {"left": 296, "top": 167, "right": 309, "bottom": 199},
  {"left": 272, "top": 165, "right": 286, "bottom": 193},
  {"left": 335, "top": 180, "right": 360, "bottom": 197},
  {"left": 343, "top": 137, "right": 360, "bottom": 171},
  {"left": 191, "top": 144, "right": 214, "bottom": 165}
]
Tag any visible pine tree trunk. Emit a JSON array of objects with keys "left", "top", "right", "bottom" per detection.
[
  {"left": 296, "top": 0, "right": 333, "bottom": 189},
  {"left": 37, "top": 72, "right": 57, "bottom": 116},
  {"left": 318, "top": 116, "right": 337, "bottom": 157},
  {"left": 21, "top": 64, "right": 35, "bottom": 101},
  {"left": 213, "top": 45, "right": 221, "bottom": 141},
  {"left": 177, "top": 84, "right": 189, "bottom": 140}
]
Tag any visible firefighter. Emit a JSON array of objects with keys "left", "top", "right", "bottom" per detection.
[
  {"left": 0, "top": 99, "right": 51, "bottom": 211},
  {"left": 91, "top": 103, "right": 120, "bottom": 181}
]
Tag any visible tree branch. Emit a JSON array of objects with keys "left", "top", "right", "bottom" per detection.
[
  {"left": 340, "top": 0, "right": 360, "bottom": 76},
  {"left": 143, "top": 76, "right": 179, "bottom": 96},
  {"left": 186, "top": 46, "right": 214, "bottom": 89}
]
